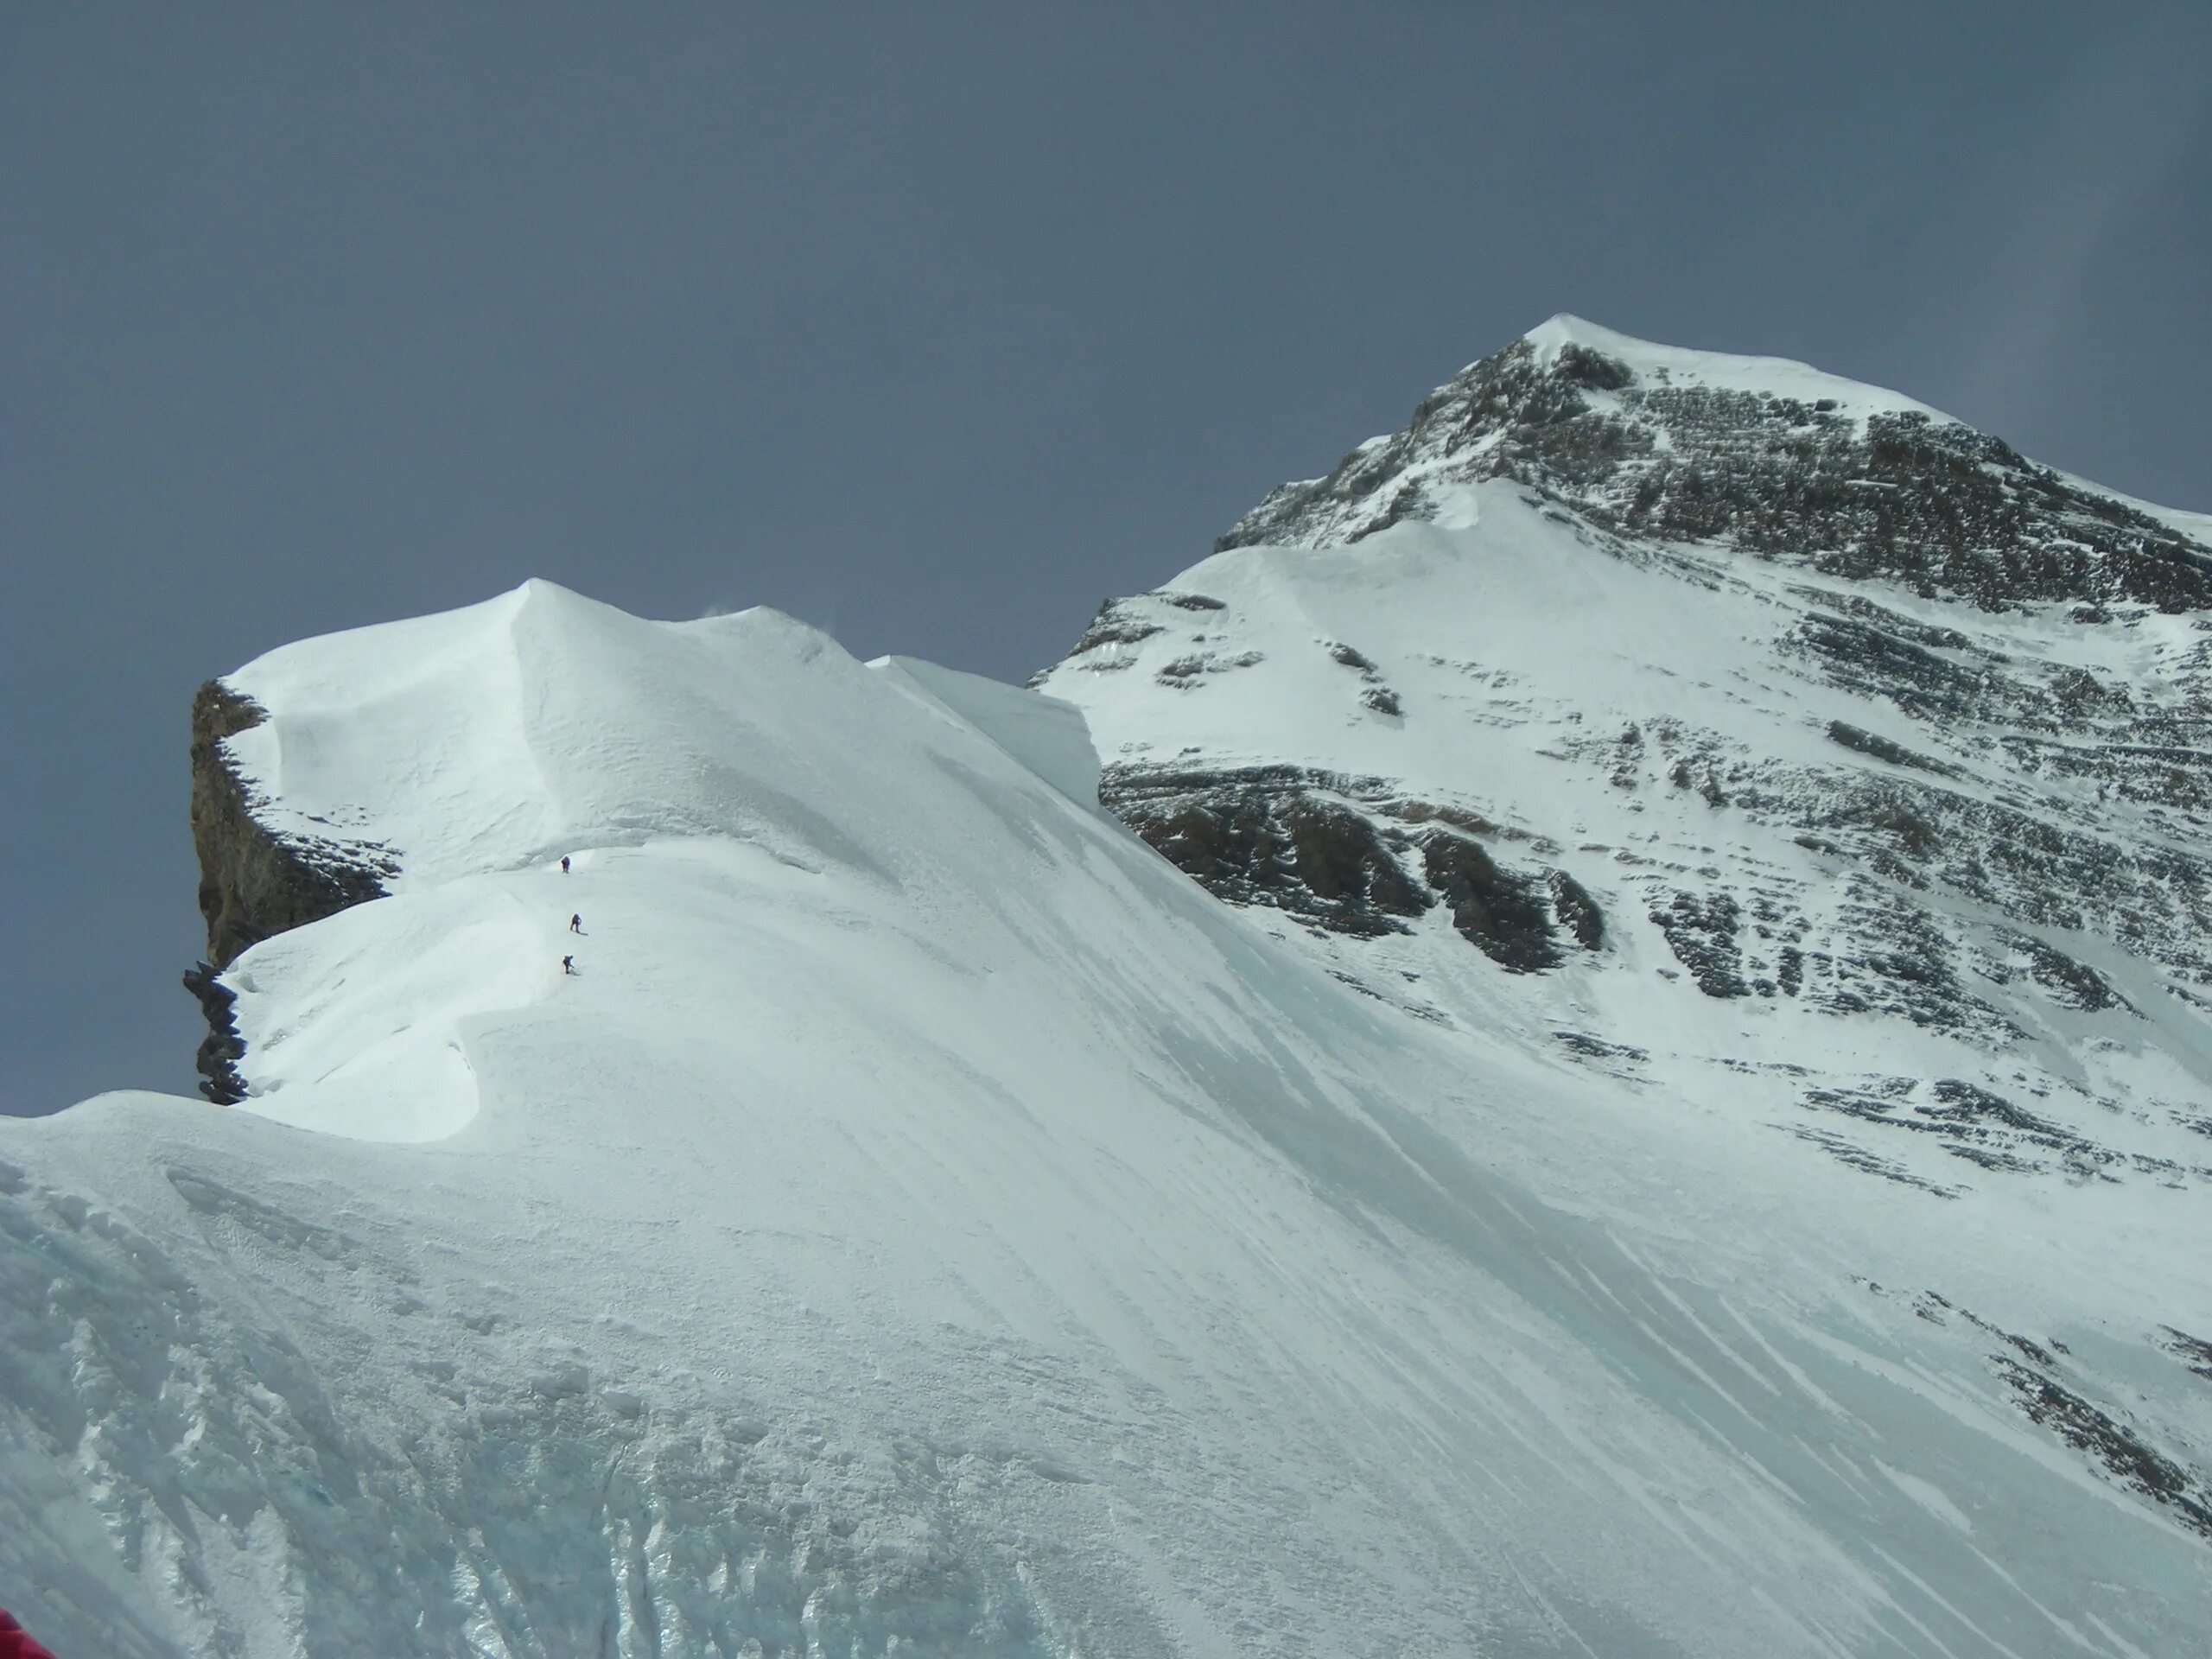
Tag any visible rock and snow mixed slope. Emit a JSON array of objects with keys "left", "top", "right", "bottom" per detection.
[
  {"left": 1039, "top": 315, "right": 2212, "bottom": 1201},
  {"left": 0, "top": 324, "right": 2208, "bottom": 1656}
]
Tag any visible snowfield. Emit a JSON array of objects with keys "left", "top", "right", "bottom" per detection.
[{"left": 3, "top": 578, "right": 2209, "bottom": 1644}]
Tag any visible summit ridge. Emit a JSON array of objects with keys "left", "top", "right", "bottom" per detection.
[{"left": 1218, "top": 317, "right": 2212, "bottom": 615}]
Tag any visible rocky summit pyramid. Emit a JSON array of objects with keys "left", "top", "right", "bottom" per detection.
[
  {"left": 1037, "top": 314, "right": 2212, "bottom": 1201},
  {"left": 1, "top": 321, "right": 2208, "bottom": 1656}
]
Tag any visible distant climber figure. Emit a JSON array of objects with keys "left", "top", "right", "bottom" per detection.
[
  {"left": 569, "top": 913, "right": 582, "bottom": 933},
  {"left": 0, "top": 1608, "right": 58, "bottom": 1659},
  {"left": 562, "top": 955, "right": 576, "bottom": 976},
  {"left": 560, "top": 855, "right": 571, "bottom": 874}
]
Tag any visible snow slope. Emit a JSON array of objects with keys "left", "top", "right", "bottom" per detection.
[
  {"left": 1044, "top": 481, "right": 2212, "bottom": 1173},
  {"left": 4, "top": 581, "right": 2209, "bottom": 1656}
]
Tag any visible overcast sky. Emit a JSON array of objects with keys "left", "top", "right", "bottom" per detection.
[{"left": 4, "top": 3, "right": 2208, "bottom": 1114}]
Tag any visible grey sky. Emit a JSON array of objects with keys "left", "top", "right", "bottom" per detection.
[{"left": 4, "top": 3, "right": 2207, "bottom": 1115}]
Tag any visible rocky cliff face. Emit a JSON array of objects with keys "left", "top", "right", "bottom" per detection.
[
  {"left": 1037, "top": 316, "right": 2212, "bottom": 1203},
  {"left": 1221, "top": 327, "right": 2212, "bottom": 614},
  {"left": 187, "top": 679, "right": 396, "bottom": 1101},
  {"left": 1096, "top": 757, "right": 1603, "bottom": 974}
]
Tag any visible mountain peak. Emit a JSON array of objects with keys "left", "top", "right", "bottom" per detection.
[
  {"left": 1217, "top": 319, "right": 2212, "bottom": 616},
  {"left": 1042, "top": 316, "right": 2212, "bottom": 1217},
  {"left": 1520, "top": 308, "right": 1647, "bottom": 358},
  {"left": 1516, "top": 312, "right": 1950, "bottom": 421}
]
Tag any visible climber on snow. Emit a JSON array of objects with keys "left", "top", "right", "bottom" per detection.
[
  {"left": 569, "top": 913, "right": 582, "bottom": 933},
  {"left": 562, "top": 955, "right": 576, "bottom": 976},
  {"left": 560, "top": 855, "right": 571, "bottom": 874}
]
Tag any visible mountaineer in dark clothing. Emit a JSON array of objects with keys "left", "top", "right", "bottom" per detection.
[
  {"left": 560, "top": 855, "right": 571, "bottom": 874},
  {"left": 569, "top": 913, "right": 582, "bottom": 933},
  {"left": 562, "top": 955, "right": 576, "bottom": 975}
]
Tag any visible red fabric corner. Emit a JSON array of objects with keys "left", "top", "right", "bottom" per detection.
[{"left": 0, "top": 1607, "right": 59, "bottom": 1659}]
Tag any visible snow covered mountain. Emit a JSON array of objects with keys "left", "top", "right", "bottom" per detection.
[
  {"left": 1038, "top": 315, "right": 2212, "bottom": 1199},
  {"left": 2, "top": 322, "right": 2209, "bottom": 1656}
]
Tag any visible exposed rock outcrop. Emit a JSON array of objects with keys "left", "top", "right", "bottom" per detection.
[
  {"left": 192, "top": 680, "right": 393, "bottom": 967},
  {"left": 181, "top": 959, "right": 246, "bottom": 1105},
  {"left": 1421, "top": 832, "right": 1566, "bottom": 972},
  {"left": 1220, "top": 333, "right": 2212, "bottom": 613},
  {"left": 187, "top": 679, "right": 397, "bottom": 1099},
  {"left": 1098, "top": 762, "right": 1603, "bottom": 968}
]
